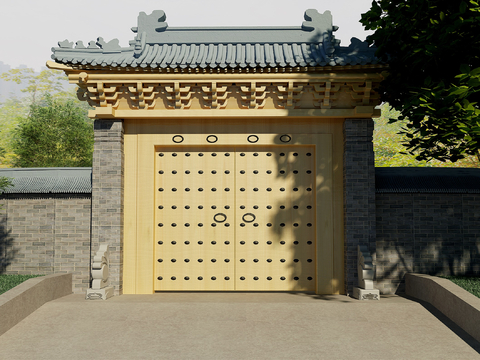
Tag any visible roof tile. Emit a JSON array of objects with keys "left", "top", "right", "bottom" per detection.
[
  {"left": 51, "top": 9, "right": 379, "bottom": 70},
  {"left": 376, "top": 167, "right": 480, "bottom": 194},
  {"left": 0, "top": 168, "right": 92, "bottom": 194}
]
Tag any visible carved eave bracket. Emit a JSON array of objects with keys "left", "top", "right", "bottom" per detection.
[
  {"left": 277, "top": 82, "right": 304, "bottom": 109},
  {"left": 47, "top": 61, "right": 383, "bottom": 119},
  {"left": 201, "top": 82, "right": 230, "bottom": 109}
]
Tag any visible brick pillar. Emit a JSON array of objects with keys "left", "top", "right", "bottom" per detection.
[
  {"left": 343, "top": 119, "right": 376, "bottom": 295},
  {"left": 91, "top": 120, "right": 124, "bottom": 295}
]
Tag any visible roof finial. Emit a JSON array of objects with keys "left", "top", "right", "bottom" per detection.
[
  {"left": 132, "top": 10, "right": 168, "bottom": 34},
  {"left": 96, "top": 37, "right": 122, "bottom": 53},
  {"left": 58, "top": 40, "right": 73, "bottom": 49}
]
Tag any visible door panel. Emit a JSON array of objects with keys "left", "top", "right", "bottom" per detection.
[
  {"left": 155, "top": 146, "right": 316, "bottom": 291},
  {"left": 234, "top": 146, "right": 316, "bottom": 291},
  {"left": 155, "top": 148, "right": 236, "bottom": 290}
]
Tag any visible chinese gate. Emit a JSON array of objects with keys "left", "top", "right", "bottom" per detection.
[{"left": 155, "top": 145, "right": 316, "bottom": 291}]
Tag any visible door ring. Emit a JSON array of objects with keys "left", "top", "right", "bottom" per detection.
[
  {"left": 207, "top": 135, "right": 218, "bottom": 143},
  {"left": 280, "top": 134, "right": 291, "bottom": 143},
  {"left": 172, "top": 135, "right": 184, "bottom": 143},
  {"left": 242, "top": 213, "right": 256, "bottom": 223},
  {"left": 213, "top": 213, "right": 227, "bottom": 223}
]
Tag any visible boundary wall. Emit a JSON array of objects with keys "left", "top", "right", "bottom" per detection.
[
  {"left": 0, "top": 194, "right": 91, "bottom": 294},
  {"left": 376, "top": 192, "right": 480, "bottom": 293},
  {"left": 1, "top": 168, "right": 480, "bottom": 294}
]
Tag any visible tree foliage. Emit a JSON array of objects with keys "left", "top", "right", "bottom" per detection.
[
  {"left": 0, "top": 176, "right": 12, "bottom": 194},
  {"left": 361, "top": 0, "right": 480, "bottom": 163},
  {"left": 0, "top": 174, "right": 12, "bottom": 209},
  {"left": 0, "top": 68, "right": 68, "bottom": 104},
  {"left": 374, "top": 103, "right": 480, "bottom": 167},
  {"left": 0, "top": 98, "right": 27, "bottom": 167},
  {"left": 11, "top": 95, "right": 93, "bottom": 168},
  {"left": 0, "top": 68, "right": 92, "bottom": 168}
]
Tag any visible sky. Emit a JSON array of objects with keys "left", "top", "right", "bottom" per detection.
[{"left": 1, "top": 0, "right": 374, "bottom": 71}]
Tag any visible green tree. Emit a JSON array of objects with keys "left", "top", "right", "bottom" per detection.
[
  {"left": 361, "top": 0, "right": 480, "bottom": 164},
  {"left": 0, "top": 176, "right": 13, "bottom": 201},
  {"left": 0, "top": 98, "right": 26, "bottom": 167},
  {"left": 11, "top": 95, "right": 93, "bottom": 168},
  {"left": 0, "top": 174, "right": 12, "bottom": 209},
  {"left": 374, "top": 103, "right": 480, "bottom": 167},
  {"left": 0, "top": 68, "right": 68, "bottom": 104},
  {"left": 0, "top": 68, "right": 90, "bottom": 168}
]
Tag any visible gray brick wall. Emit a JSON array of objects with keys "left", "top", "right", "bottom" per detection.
[
  {"left": 343, "top": 119, "right": 376, "bottom": 295},
  {"left": 91, "top": 120, "right": 124, "bottom": 295},
  {"left": 376, "top": 193, "right": 480, "bottom": 294},
  {"left": 0, "top": 195, "right": 91, "bottom": 294},
  {"left": 54, "top": 198, "right": 92, "bottom": 292},
  {"left": 2, "top": 133, "right": 477, "bottom": 297}
]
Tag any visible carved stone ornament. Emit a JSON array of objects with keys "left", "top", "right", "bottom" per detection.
[
  {"left": 362, "top": 293, "right": 379, "bottom": 300},
  {"left": 353, "top": 245, "right": 380, "bottom": 300},
  {"left": 85, "top": 244, "right": 114, "bottom": 300}
]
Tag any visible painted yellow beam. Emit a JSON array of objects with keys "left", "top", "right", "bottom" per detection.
[{"left": 89, "top": 107, "right": 380, "bottom": 119}]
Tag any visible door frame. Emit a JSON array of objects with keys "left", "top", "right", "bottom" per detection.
[{"left": 123, "top": 118, "right": 344, "bottom": 294}]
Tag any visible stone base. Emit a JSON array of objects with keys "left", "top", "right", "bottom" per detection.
[
  {"left": 85, "top": 286, "right": 114, "bottom": 300},
  {"left": 353, "top": 287, "right": 380, "bottom": 300}
]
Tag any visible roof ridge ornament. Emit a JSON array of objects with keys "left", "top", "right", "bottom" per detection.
[
  {"left": 58, "top": 40, "right": 74, "bottom": 49},
  {"left": 346, "top": 37, "right": 372, "bottom": 51},
  {"left": 87, "top": 41, "right": 99, "bottom": 49},
  {"left": 75, "top": 41, "right": 86, "bottom": 49},
  {"left": 131, "top": 9, "right": 339, "bottom": 58},
  {"left": 96, "top": 37, "right": 122, "bottom": 53},
  {"left": 302, "top": 9, "right": 340, "bottom": 57},
  {"left": 302, "top": 9, "right": 338, "bottom": 34},
  {"left": 131, "top": 10, "right": 168, "bottom": 35},
  {"left": 50, "top": 9, "right": 380, "bottom": 69},
  {"left": 132, "top": 10, "right": 168, "bottom": 58}
]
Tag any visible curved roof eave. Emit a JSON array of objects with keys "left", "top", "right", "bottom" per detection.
[{"left": 50, "top": 9, "right": 380, "bottom": 71}]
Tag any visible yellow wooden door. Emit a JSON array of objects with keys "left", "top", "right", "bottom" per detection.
[
  {"left": 155, "top": 147, "right": 236, "bottom": 290},
  {"left": 155, "top": 146, "right": 316, "bottom": 291},
  {"left": 234, "top": 146, "right": 316, "bottom": 291}
]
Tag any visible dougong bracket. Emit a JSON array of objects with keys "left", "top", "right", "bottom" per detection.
[
  {"left": 312, "top": 81, "right": 341, "bottom": 109},
  {"left": 240, "top": 81, "right": 267, "bottom": 109},
  {"left": 128, "top": 82, "right": 158, "bottom": 109},
  {"left": 277, "top": 81, "right": 304, "bottom": 109},
  {"left": 201, "top": 82, "right": 230, "bottom": 109},
  {"left": 165, "top": 82, "right": 193, "bottom": 109}
]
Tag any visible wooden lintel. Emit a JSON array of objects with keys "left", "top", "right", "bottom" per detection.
[
  {"left": 89, "top": 107, "right": 378, "bottom": 119},
  {"left": 67, "top": 71, "right": 384, "bottom": 83},
  {"left": 45, "top": 60, "right": 74, "bottom": 71}
]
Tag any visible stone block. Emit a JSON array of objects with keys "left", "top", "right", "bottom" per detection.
[{"left": 353, "top": 287, "right": 380, "bottom": 300}]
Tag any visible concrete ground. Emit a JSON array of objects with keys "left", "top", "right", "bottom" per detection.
[{"left": 0, "top": 293, "right": 479, "bottom": 360}]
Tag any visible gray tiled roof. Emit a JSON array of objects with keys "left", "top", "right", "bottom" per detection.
[
  {"left": 51, "top": 10, "right": 379, "bottom": 70},
  {"left": 0, "top": 168, "right": 92, "bottom": 194},
  {"left": 376, "top": 167, "right": 480, "bottom": 194},
  {"left": 3, "top": 167, "right": 477, "bottom": 194}
]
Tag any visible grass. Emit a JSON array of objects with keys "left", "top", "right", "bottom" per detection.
[
  {"left": 442, "top": 275, "right": 480, "bottom": 299},
  {"left": 0, "top": 274, "right": 44, "bottom": 296}
]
